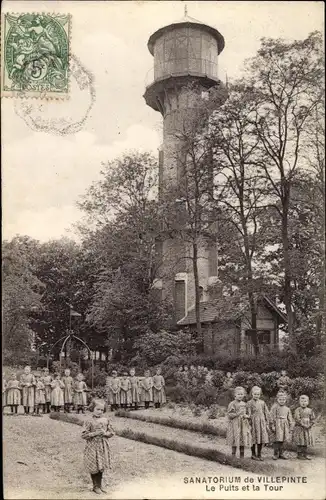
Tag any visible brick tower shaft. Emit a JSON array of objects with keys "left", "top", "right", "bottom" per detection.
[{"left": 144, "top": 13, "right": 227, "bottom": 322}]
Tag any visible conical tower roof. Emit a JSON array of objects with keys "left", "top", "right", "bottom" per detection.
[{"left": 147, "top": 11, "right": 225, "bottom": 56}]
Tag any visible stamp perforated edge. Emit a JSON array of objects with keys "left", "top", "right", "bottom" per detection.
[{"left": 1, "top": 12, "right": 72, "bottom": 100}]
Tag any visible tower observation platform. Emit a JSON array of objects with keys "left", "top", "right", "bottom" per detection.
[{"left": 144, "top": 12, "right": 226, "bottom": 113}]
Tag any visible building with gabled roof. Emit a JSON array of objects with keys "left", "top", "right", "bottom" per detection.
[{"left": 177, "top": 295, "right": 287, "bottom": 355}]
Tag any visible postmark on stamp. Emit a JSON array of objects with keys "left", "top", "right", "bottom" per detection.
[
  {"left": 14, "top": 54, "right": 96, "bottom": 135},
  {"left": 1, "top": 13, "right": 71, "bottom": 98}
]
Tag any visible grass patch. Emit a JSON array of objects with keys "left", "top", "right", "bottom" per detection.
[
  {"left": 50, "top": 412, "right": 290, "bottom": 475},
  {"left": 117, "top": 428, "right": 284, "bottom": 475},
  {"left": 115, "top": 409, "right": 227, "bottom": 437},
  {"left": 115, "top": 409, "right": 323, "bottom": 456}
]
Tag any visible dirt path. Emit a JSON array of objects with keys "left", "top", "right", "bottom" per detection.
[
  {"left": 4, "top": 414, "right": 325, "bottom": 499},
  {"left": 3, "top": 414, "right": 245, "bottom": 499}
]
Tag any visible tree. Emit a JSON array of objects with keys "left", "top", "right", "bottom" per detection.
[
  {"left": 132, "top": 328, "right": 197, "bottom": 367},
  {"left": 78, "top": 152, "right": 169, "bottom": 360},
  {"left": 246, "top": 31, "right": 323, "bottom": 350},
  {"left": 29, "top": 238, "right": 99, "bottom": 358},
  {"left": 2, "top": 237, "right": 43, "bottom": 362},
  {"left": 208, "top": 83, "right": 272, "bottom": 355}
]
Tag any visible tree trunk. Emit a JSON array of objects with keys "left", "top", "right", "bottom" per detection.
[
  {"left": 282, "top": 205, "right": 295, "bottom": 352},
  {"left": 249, "top": 292, "right": 259, "bottom": 356},
  {"left": 192, "top": 241, "right": 202, "bottom": 346},
  {"left": 241, "top": 206, "right": 259, "bottom": 357}
]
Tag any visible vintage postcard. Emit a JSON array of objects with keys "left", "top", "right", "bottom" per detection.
[{"left": 2, "top": 1, "right": 325, "bottom": 499}]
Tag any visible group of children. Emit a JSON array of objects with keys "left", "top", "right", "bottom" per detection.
[
  {"left": 106, "top": 367, "right": 166, "bottom": 411},
  {"left": 3, "top": 365, "right": 166, "bottom": 416},
  {"left": 3, "top": 366, "right": 89, "bottom": 415},
  {"left": 227, "top": 386, "right": 315, "bottom": 461}
]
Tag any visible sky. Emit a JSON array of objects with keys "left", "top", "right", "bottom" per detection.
[{"left": 2, "top": 1, "right": 324, "bottom": 242}]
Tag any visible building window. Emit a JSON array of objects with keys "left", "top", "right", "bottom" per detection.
[{"left": 245, "top": 330, "right": 271, "bottom": 355}]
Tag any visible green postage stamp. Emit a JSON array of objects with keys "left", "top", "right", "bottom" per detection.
[{"left": 1, "top": 13, "right": 71, "bottom": 98}]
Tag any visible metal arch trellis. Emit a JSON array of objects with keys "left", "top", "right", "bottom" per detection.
[{"left": 47, "top": 333, "right": 94, "bottom": 389}]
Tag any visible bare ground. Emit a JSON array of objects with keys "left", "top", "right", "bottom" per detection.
[
  {"left": 3, "top": 413, "right": 246, "bottom": 500},
  {"left": 3, "top": 413, "right": 325, "bottom": 500}
]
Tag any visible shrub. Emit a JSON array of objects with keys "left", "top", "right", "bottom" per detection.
[
  {"left": 232, "top": 371, "right": 250, "bottom": 391},
  {"left": 193, "top": 385, "right": 218, "bottom": 407},
  {"left": 239, "top": 354, "right": 286, "bottom": 374},
  {"left": 207, "top": 404, "right": 219, "bottom": 419},
  {"left": 83, "top": 366, "right": 108, "bottom": 387},
  {"left": 191, "top": 405, "right": 202, "bottom": 417},
  {"left": 89, "top": 386, "right": 107, "bottom": 400},
  {"left": 283, "top": 354, "right": 324, "bottom": 378},
  {"left": 176, "top": 352, "right": 323, "bottom": 378},
  {"left": 211, "top": 370, "right": 225, "bottom": 389},
  {"left": 165, "top": 384, "right": 187, "bottom": 403},
  {"left": 231, "top": 371, "right": 262, "bottom": 394},
  {"left": 245, "top": 373, "right": 263, "bottom": 392},
  {"left": 289, "top": 377, "right": 324, "bottom": 400},
  {"left": 133, "top": 329, "right": 197, "bottom": 367},
  {"left": 261, "top": 371, "right": 280, "bottom": 397},
  {"left": 161, "top": 355, "right": 184, "bottom": 383}
]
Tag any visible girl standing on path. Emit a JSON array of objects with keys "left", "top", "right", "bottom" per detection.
[
  {"left": 129, "top": 368, "right": 139, "bottom": 410},
  {"left": 293, "top": 394, "right": 315, "bottom": 460},
  {"left": 6, "top": 373, "right": 21, "bottom": 415},
  {"left": 51, "top": 373, "right": 65, "bottom": 412},
  {"left": 246, "top": 386, "right": 270, "bottom": 461},
  {"left": 74, "top": 373, "right": 88, "bottom": 413},
  {"left": 226, "top": 386, "right": 251, "bottom": 458},
  {"left": 82, "top": 399, "right": 115, "bottom": 494},
  {"left": 120, "top": 372, "right": 132, "bottom": 410},
  {"left": 106, "top": 371, "right": 121, "bottom": 411},
  {"left": 42, "top": 368, "right": 52, "bottom": 413},
  {"left": 34, "top": 373, "right": 46, "bottom": 416},
  {"left": 62, "top": 368, "right": 74, "bottom": 413},
  {"left": 20, "top": 366, "right": 36, "bottom": 415},
  {"left": 153, "top": 367, "right": 166, "bottom": 409},
  {"left": 140, "top": 369, "right": 153, "bottom": 409},
  {"left": 270, "top": 391, "right": 294, "bottom": 460}
]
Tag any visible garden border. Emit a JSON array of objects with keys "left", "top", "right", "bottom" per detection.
[
  {"left": 49, "top": 412, "right": 294, "bottom": 475},
  {"left": 115, "top": 409, "right": 323, "bottom": 456}
]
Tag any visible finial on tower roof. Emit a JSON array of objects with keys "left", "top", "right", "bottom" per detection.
[{"left": 184, "top": 4, "right": 188, "bottom": 16}]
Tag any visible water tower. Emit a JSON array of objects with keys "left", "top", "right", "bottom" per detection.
[{"left": 144, "top": 9, "right": 227, "bottom": 323}]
